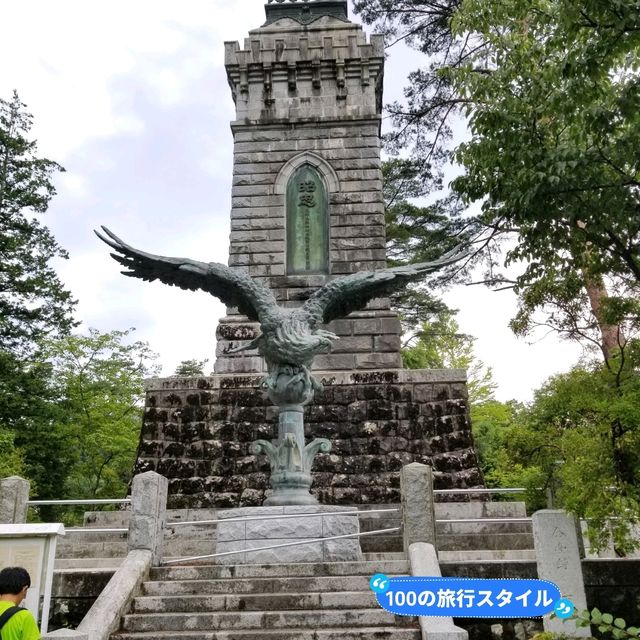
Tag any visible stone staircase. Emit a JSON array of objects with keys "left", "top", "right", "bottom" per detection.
[
  {"left": 55, "top": 501, "right": 534, "bottom": 569},
  {"left": 110, "top": 558, "right": 420, "bottom": 639}
]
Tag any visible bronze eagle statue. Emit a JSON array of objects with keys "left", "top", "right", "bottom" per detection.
[{"left": 96, "top": 226, "right": 466, "bottom": 384}]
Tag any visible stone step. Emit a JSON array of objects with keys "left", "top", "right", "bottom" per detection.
[
  {"left": 149, "top": 560, "right": 409, "bottom": 581},
  {"left": 85, "top": 508, "right": 219, "bottom": 528},
  {"left": 57, "top": 538, "right": 217, "bottom": 558},
  {"left": 112, "top": 627, "right": 421, "bottom": 639},
  {"left": 362, "top": 552, "right": 406, "bottom": 561},
  {"left": 121, "top": 609, "right": 417, "bottom": 633},
  {"left": 57, "top": 541, "right": 128, "bottom": 558},
  {"left": 441, "top": 560, "right": 538, "bottom": 580},
  {"left": 143, "top": 575, "right": 381, "bottom": 596},
  {"left": 133, "top": 591, "right": 377, "bottom": 613},
  {"left": 438, "top": 533, "right": 533, "bottom": 551},
  {"left": 439, "top": 549, "right": 536, "bottom": 562},
  {"left": 54, "top": 557, "right": 124, "bottom": 570}
]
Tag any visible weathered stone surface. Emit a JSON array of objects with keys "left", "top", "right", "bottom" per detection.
[
  {"left": 401, "top": 463, "right": 437, "bottom": 551},
  {"left": 76, "top": 549, "right": 152, "bottom": 640},
  {"left": 42, "top": 630, "right": 88, "bottom": 639},
  {"left": 128, "top": 472, "right": 168, "bottom": 566},
  {"left": 138, "top": 370, "right": 482, "bottom": 508},
  {"left": 409, "top": 542, "right": 468, "bottom": 639},
  {"left": 0, "top": 476, "right": 29, "bottom": 524},
  {"left": 532, "top": 510, "right": 590, "bottom": 637},
  {"left": 214, "top": 506, "right": 361, "bottom": 564}
]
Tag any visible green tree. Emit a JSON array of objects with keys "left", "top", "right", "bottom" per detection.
[
  {"left": 448, "top": 0, "right": 640, "bottom": 358},
  {"left": 0, "top": 91, "right": 76, "bottom": 354},
  {"left": 383, "top": 158, "right": 465, "bottom": 332},
  {"left": 174, "top": 359, "right": 209, "bottom": 377},
  {"left": 0, "top": 428, "right": 25, "bottom": 478},
  {"left": 41, "top": 328, "right": 159, "bottom": 499},
  {"left": 402, "top": 310, "right": 496, "bottom": 405},
  {"left": 487, "top": 353, "right": 640, "bottom": 553},
  {"left": 356, "top": 1, "right": 640, "bottom": 361},
  {"left": 0, "top": 91, "right": 76, "bottom": 490}
]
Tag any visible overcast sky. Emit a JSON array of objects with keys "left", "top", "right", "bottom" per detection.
[{"left": 0, "top": 0, "right": 583, "bottom": 401}]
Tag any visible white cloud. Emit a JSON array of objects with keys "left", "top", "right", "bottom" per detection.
[{"left": 0, "top": 0, "right": 583, "bottom": 400}]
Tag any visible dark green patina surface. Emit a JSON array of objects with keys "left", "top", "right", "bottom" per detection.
[{"left": 286, "top": 164, "right": 329, "bottom": 275}]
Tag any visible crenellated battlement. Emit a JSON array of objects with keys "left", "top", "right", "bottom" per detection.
[{"left": 225, "top": 20, "right": 384, "bottom": 122}]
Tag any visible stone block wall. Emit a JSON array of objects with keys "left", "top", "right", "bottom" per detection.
[
  {"left": 215, "top": 11, "right": 404, "bottom": 375},
  {"left": 137, "top": 369, "right": 483, "bottom": 509}
]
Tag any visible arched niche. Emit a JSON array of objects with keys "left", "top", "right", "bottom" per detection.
[
  {"left": 274, "top": 151, "right": 340, "bottom": 195},
  {"left": 286, "top": 164, "right": 329, "bottom": 275}
]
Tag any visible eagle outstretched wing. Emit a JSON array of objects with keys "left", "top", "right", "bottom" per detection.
[
  {"left": 301, "top": 247, "right": 469, "bottom": 327},
  {"left": 95, "top": 226, "right": 278, "bottom": 323}
]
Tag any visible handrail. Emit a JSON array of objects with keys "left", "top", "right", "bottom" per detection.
[
  {"left": 434, "top": 488, "right": 527, "bottom": 495},
  {"left": 65, "top": 528, "right": 128, "bottom": 533},
  {"left": 28, "top": 499, "right": 131, "bottom": 506},
  {"left": 436, "top": 517, "right": 532, "bottom": 524},
  {"left": 168, "top": 507, "right": 400, "bottom": 527},
  {"left": 162, "top": 526, "right": 401, "bottom": 565}
]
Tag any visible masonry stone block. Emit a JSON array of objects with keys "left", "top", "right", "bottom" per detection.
[
  {"left": 401, "top": 463, "right": 437, "bottom": 552},
  {"left": 128, "top": 472, "right": 168, "bottom": 565},
  {"left": 0, "top": 476, "right": 30, "bottom": 524}
]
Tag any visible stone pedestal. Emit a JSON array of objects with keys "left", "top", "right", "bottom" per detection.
[{"left": 215, "top": 506, "right": 362, "bottom": 564}]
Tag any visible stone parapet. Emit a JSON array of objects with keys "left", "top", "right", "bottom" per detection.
[{"left": 138, "top": 369, "right": 482, "bottom": 509}]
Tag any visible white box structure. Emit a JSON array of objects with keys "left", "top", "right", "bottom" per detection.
[{"left": 0, "top": 523, "right": 65, "bottom": 635}]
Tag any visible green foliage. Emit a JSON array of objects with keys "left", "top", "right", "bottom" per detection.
[
  {"left": 40, "top": 328, "right": 159, "bottom": 500},
  {"left": 575, "top": 607, "right": 640, "bottom": 638},
  {"left": 483, "top": 351, "right": 640, "bottom": 552},
  {"left": 356, "top": 1, "right": 640, "bottom": 357},
  {"left": 448, "top": 0, "right": 640, "bottom": 341},
  {"left": 383, "top": 159, "right": 464, "bottom": 331},
  {"left": 174, "top": 359, "right": 209, "bottom": 377},
  {"left": 0, "top": 91, "right": 76, "bottom": 355},
  {"left": 402, "top": 310, "right": 496, "bottom": 405},
  {"left": 0, "top": 427, "right": 25, "bottom": 479}
]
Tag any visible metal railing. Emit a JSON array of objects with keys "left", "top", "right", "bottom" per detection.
[
  {"left": 434, "top": 488, "right": 528, "bottom": 495},
  {"left": 163, "top": 507, "right": 401, "bottom": 566},
  {"left": 65, "top": 528, "right": 128, "bottom": 533},
  {"left": 27, "top": 498, "right": 131, "bottom": 506},
  {"left": 436, "top": 517, "right": 531, "bottom": 524},
  {"left": 27, "top": 498, "right": 131, "bottom": 534},
  {"left": 163, "top": 526, "right": 401, "bottom": 565},
  {"left": 167, "top": 507, "right": 400, "bottom": 527}
]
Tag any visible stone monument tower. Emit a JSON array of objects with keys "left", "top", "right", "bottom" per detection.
[
  {"left": 215, "top": 0, "right": 401, "bottom": 374},
  {"left": 138, "top": 0, "right": 484, "bottom": 508}
]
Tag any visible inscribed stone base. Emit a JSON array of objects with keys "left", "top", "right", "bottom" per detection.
[{"left": 215, "top": 505, "right": 362, "bottom": 565}]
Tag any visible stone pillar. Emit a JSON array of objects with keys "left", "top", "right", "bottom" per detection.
[
  {"left": 128, "top": 471, "right": 167, "bottom": 566},
  {"left": 532, "top": 510, "right": 590, "bottom": 637},
  {"left": 0, "top": 476, "right": 30, "bottom": 523},
  {"left": 401, "top": 463, "right": 436, "bottom": 553}
]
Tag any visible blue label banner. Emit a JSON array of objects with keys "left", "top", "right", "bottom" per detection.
[{"left": 374, "top": 577, "right": 561, "bottom": 618}]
